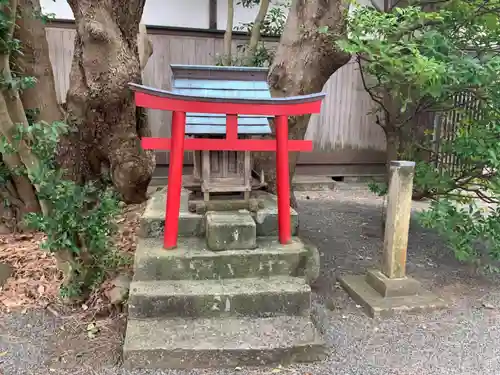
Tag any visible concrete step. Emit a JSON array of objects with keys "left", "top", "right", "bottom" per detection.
[
  {"left": 140, "top": 188, "right": 298, "bottom": 239},
  {"left": 123, "top": 315, "right": 326, "bottom": 369},
  {"left": 128, "top": 276, "right": 311, "bottom": 319},
  {"left": 133, "top": 237, "right": 309, "bottom": 281}
]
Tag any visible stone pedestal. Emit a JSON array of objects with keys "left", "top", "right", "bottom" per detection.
[
  {"left": 339, "top": 161, "right": 448, "bottom": 317},
  {"left": 124, "top": 186, "right": 325, "bottom": 369},
  {"left": 206, "top": 211, "right": 257, "bottom": 251}
]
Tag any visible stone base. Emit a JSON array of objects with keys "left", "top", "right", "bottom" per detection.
[
  {"left": 188, "top": 196, "right": 265, "bottom": 214},
  {"left": 206, "top": 211, "right": 257, "bottom": 251},
  {"left": 339, "top": 273, "right": 449, "bottom": 318},
  {"left": 365, "top": 269, "right": 421, "bottom": 297},
  {"left": 140, "top": 188, "right": 298, "bottom": 239}
]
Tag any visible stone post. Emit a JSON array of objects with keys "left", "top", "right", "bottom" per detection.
[
  {"left": 339, "top": 160, "right": 448, "bottom": 317},
  {"left": 382, "top": 160, "right": 415, "bottom": 279}
]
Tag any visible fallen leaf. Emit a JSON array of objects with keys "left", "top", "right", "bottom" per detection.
[
  {"left": 86, "top": 322, "right": 99, "bottom": 339},
  {"left": 0, "top": 351, "right": 7, "bottom": 357}
]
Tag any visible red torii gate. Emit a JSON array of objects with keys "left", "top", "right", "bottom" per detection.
[{"left": 130, "top": 83, "right": 326, "bottom": 249}]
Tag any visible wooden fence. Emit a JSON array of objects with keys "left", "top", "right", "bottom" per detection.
[
  {"left": 433, "top": 93, "right": 483, "bottom": 176},
  {"left": 45, "top": 23, "right": 387, "bottom": 176}
]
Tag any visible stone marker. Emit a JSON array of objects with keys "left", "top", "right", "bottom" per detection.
[{"left": 339, "top": 161, "right": 448, "bottom": 317}]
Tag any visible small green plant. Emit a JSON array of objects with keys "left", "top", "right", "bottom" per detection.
[{"left": 1, "top": 121, "right": 123, "bottom": 299}]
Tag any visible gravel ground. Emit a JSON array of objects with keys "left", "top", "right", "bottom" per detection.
[{"left": 2, "top": 186, "right": 500, "bottom": 375}]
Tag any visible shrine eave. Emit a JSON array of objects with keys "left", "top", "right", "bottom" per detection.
[{"left": 129, "top": 83, "right": 325, "bottom": 116}]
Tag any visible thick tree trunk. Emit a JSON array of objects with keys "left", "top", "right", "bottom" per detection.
[
  {"left": 254, "top": 0, "right": 351, "bottom": 207},
  {"left": 246, "top": 0, "right": 270, "bottom": 63},
  {"left": 223, "top": 0, "right": 234, "bottom": 65},
  {"left": 58, "top": 0, "right": 155, "bottom": 204},
  {"left": 13, "top": 0, "right": 64, "bottom": 124}
]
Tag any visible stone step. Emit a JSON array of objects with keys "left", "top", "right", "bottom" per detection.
[
  {"left": 128, "top": 276, "right": 310, "bottom": 319},
  {"left": 123, "top": 315, "right": 326, "bottom": 369},
  {"left": 139, "top": 188, "right": 298, "bottom": 239},
  {"left": 133, "top": 237, "right": 308, "bottom": 281}
]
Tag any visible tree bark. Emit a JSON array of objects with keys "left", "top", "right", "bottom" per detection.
[
  {"left": 13, "top": 0, "right": 64, "bottom": 124},
  {"left": 246, "top": 0, "right": 270, "bottom": 63},
  {"left": 58, "top": 0, "right": 155, "bottom": 204},
  {"left": 254, "top": 0, "right": 351, "bottom": 207},
  {"left": 223, "top": 0, "right": 234, "bottom": 65},
  {"left": 0, "top": 0, "right": 50, "bottom": 211},
  {"left": 137, "top": 23, "right": 153, "bottom": 71},
  {"left": 0, "top": 0, "right": 50, "bottom": 232}
]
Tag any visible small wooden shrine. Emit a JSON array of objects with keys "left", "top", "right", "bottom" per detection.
[{"left": 170, "top": 64, "right": 271, "bottom": 203}]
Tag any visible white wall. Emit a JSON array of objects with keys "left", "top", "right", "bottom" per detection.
[
  {"left": 40, "top": 0, "right": 282, "bottom": 30},
  {"left": 40, "top": 0, "right": 73, "bottom": 20},
  {"left": 40, "top": 0, "right": 209, "bottom": 28},
  {"left": 143, "top": 0, "right": 209, "bottom": 28},
  {"left": 40, "top": 0, "right": 384, "bottom": 30}
]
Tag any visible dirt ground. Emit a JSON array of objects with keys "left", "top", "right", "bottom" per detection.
[{"left": 1, "top": 185, "right": 500, "bottom": 375}]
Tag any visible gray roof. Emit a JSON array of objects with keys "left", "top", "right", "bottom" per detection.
[{"left": 170, "top": 64, "right": 272, "bottom": 136}]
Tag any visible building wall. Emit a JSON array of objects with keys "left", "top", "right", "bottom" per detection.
[{"left": 40, "top": 0, "right": 287, "bottom": 30}]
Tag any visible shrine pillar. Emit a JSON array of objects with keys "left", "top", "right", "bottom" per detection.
[{"left": 163, "top": 111, "right": 186, "bottom": 249}]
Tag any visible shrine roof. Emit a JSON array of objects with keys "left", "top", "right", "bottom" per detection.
[{"left": 170, "top": 64, "right": 272, "bottom": 136}]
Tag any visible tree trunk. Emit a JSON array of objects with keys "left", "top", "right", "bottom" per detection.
[
  {"left": 137, "top": 23, "right": 153, "bottom": 71},
  {"left": 223, "top": 0, "right": 234, "bottom": 65},
  {"left": 253, "top": 0, "right": 351, "bottom": 207},
  {"left": 0, "top": 0, "right": 48, "bottom": 232},
  {"left": 13, "top": 0, "right": 64, "bottom": 124},
  {"left": 385, "top": 129, "right": 400, "bottom": 172},
  {"left": 246, "top": 0, "right": 270, "bottom": 63},
  {"left": 58, "top": 0, "right": 155, "bottom": 204}
]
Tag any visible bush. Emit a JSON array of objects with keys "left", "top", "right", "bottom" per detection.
[{"left": 1, "top": 121, "right": 123, "bottom": 299}]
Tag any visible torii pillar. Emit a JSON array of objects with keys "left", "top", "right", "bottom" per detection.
[{"left": 339, "top": 161, "right": 449, "bottom": 317}]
